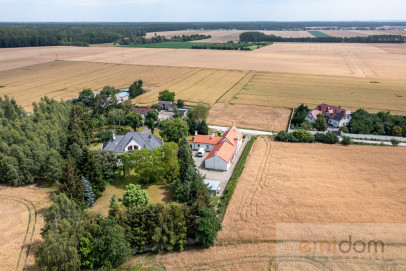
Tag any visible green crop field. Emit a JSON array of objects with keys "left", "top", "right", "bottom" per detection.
[
  {"left": 308, "top": 31, "right": 332, "bottom": 38},
  {"left": 122, "top": 42, "right": 209, "bottom": 49}
]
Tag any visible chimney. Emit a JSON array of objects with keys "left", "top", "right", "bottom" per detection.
[
  {"left": 211, "top": 134, "right": 214, "bottom": 139},
  {"left": 148, "top": 134, "right": 152, "bottom": 143},
  {"left": 215, "top": 151, "right": 218, "bottom": 157},
  {"left": 237, "top": 135, "right": 239, "bottom": 141},
  {"left": 113, "top": 133, "right": 116, "bottom": 142},
  {"left": 195, "top": 130, "right": 197, "bottom": 136}
]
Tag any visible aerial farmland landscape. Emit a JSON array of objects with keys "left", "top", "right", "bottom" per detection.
[{"left": 1, "top": 1, "right": 406, "bottom": 271}]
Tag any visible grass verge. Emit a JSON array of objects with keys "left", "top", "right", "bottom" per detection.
[{"left": 218, "top": 136, "right": 257, "bottom": 220}]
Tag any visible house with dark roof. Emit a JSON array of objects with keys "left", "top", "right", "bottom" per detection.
[
  {"left": 190, "top": 125, "right": 243, "bottom": 171},
  {"left": 133, "top": 107, "right": 156, "bottom": 118},
  {"left": 306, "top": 103, "right": 352, "bottom": 128},
  {"left": 101, "top": 132, "right": 163, "bottom": 154}
]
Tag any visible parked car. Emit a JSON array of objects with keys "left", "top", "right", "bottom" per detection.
[{"left": 197, "top": 148, "right": 205, "bottom": 157}]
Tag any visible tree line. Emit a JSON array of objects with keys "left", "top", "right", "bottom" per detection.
[
  {"left": 2, "top": 22, "right": 405, "bottom": 47},
  {"left": 240, "top": 31, "right": 406, "bottom": 43},
  {"left": 192, "top": 41, "right": 270, "bottom": 51}
]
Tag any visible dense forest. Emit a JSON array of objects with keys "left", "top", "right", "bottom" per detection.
[
  {"left": 240, "top": 31, "right": 406, "bottom": 43},
  {"left": 1, "top": 21, "right": 406, "bottom": 47}
]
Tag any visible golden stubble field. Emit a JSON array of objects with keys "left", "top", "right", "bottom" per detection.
[
  {"left": 154, "top": 138, "right": 406, "bottom": 270},
  {"left": 207, "top": 103, "right": 291, "bottom": 132},
  {"left": 2, "top": 42, "right": 406, "bottom": 78},
  {"left": 1, "top": 59, "right": 406, "bottom": 118},
  {"left": 0, "top": 185, "right": 51, "bottom": 271}
]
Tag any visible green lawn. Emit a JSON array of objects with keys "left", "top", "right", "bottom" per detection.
[
  {"left": 308, "top": 31, "right": 332, "bottom": 38},
  {"left": 92, "top": 172, "right": 173, "bottom": 216}
]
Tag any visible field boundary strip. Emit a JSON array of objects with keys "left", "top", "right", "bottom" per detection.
[
  {"left": 0, "top": 195, "right": 37, "bottom": 271},
  {"left": 215, "top": 70, "right": 251, "bottom": 103}
]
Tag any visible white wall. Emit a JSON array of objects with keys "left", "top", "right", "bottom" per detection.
[
  {"left": 341, "top": 132, "right": 406, "bottom": 142},
  {"left": 190, "top": 142, "right": 215, "bottom": 151},
  {"left": 125, "top": 139, "right": 142, "bottom": 152},
  {"left": 205, "top": 156, "right": 230, "bottom": 171}
]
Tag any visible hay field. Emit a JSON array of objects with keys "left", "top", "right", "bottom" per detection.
[
  {"left": 227, "top": 71, "right": 406, "bottom": 114},
  {"left": 0, "top": 185, "right": 51, "bottom": 271},
  {"left": 218, "top": 138, "right": 406, "bottom": 243},
  {"left": 207, "top": 103, "right": 291, "bottom": 132}
]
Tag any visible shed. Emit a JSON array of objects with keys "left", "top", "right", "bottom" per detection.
[{"left": 203, "top": 179, "right": 221, "bottom": 196}]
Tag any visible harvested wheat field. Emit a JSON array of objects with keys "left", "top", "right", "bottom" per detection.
[
  {"left": 0, "top": 185, "right": 52, "bottom": 271},
  {"left": 207, "top": 103, "right": 290, "bottom": 132},
  {"left": 228, "top": 71, "right": 406, "bottom": 114},
  {"left": 155, "top": 242, "right": 277, "bottom": 271},
  {"left": 2, "top": 43, "right": 406, "bottom": 79},
  {"left": 218, "top": 137, "right": 406, "bottom": 244},
  {"left": 2, "top": 60, "right": 406, "bottom": 114}
]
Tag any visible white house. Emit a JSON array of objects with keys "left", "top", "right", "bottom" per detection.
[
  {"left": 195, "top": 125, "right": 243, "bottom": 171},
  {"left": 306, "top": 103, "right": 352, "bottom": 128},
  {"left": 101, "top": 132, "right": 163, "bottom": 154}
]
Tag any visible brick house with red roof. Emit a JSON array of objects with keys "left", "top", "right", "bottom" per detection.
[
  {"left": 190, "top": 125, "right": 243, "bottom": 171},
  {"left": 306, "top": 103, "right": 352, "bottom": 128}
]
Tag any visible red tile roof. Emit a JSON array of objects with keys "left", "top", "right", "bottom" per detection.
[
  {"left": 191, "top": 135, "right": 223, "bottom": 145},
  {"left": 205, "top": 141, "right": 236, "bottom": 163},
  {"left": 221, "top": 125, "right": 243, "bottom": 146},
  {"left": 204, "top": 125, "right": 243, "bottom": 163}
]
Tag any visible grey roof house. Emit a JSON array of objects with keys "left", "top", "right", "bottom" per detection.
[
  {"left": 101, "top": 132, "right": 163, "bottom": 154},
  {"left": 158, "top": 101, "right": 176, "bottom": 112}
]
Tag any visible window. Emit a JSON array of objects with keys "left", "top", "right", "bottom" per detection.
[
  {"left": 128, "top": 146, "right": 133, "bottom": 151},
  {"left": 198, "top": 144, "right": 200, "bottom": 147},
  {"left": 206, "top": 145, "right": 210, "bottom": 149},
  {"left": 135, "top": 145, "right": 139, "bottom": 150}
]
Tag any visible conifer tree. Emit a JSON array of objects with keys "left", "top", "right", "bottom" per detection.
[{"left": 58, "top": 156, "right": 84, "bottom": 206}]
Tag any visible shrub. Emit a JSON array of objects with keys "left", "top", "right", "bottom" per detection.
[
  {"left": 96, "top": 129, "right": 114, "bottom": 143},
  {"left": 292, "top": 129, "right": 314, "bottom": 143},
  {"left": 391, "top": 138, "right": 400, "bottom": 146},
  {"left": 314, "top": 132, "right": 339, "bottom": 144},
  {"left": 341, "top": 136, "right": 352, "bottom": 146},
  {"left": 339, "top": 126, "right": 349, "bottom": 133}
]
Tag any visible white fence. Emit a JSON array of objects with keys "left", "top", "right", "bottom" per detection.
[{"left": 341, "top": 132, "right": 406, "bottom": 142}]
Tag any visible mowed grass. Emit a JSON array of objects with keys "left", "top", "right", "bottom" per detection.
[
  {"left": 92, "top": 173, "right": 173, "bottom": 216},
  {"left": 308, "top": 30, "right": 332, "bottom": 37}
]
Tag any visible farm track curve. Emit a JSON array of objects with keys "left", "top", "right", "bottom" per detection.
[{"left": 0, "top": 194, "right": 37, "bottom": 271}]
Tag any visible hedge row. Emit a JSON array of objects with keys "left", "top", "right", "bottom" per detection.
[{"left": 218, "top": 136, "right": 257, "bottom": 220}]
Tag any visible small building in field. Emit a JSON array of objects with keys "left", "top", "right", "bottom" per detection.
[
  {"left": 101, "top": 132, "right": 163, "bottom": 154},
  {"left": 158, "top": 101, "right": 176, "bottom": 112},
  {"left": 116, "top": 92, "right": 130, "bottom": 103},
  {"left": 203, "top": 179, "right": 221, "bottom": 196},
  {"left": 306, "top": 103, "right": 352, "bottom": 128},
  {"left": 190, "top": 125, "right": 243, "bottom": 171}
]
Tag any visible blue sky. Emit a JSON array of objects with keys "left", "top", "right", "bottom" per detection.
[{"left": 0, "top": 0, "right": 405, "bottom": 22}]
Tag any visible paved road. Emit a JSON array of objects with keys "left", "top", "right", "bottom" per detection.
[
  {"left": 208, "top": 125, "right": 274, "bottom": 136},
  {"left": 350, "top": 139, "right": 406, "bottom": 147}
]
